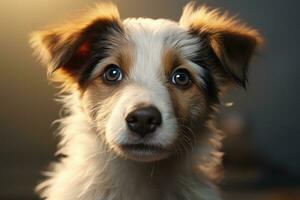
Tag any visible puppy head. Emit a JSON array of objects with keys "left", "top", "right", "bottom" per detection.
[{"left": 30, "top": 2, "right": 261, "bottom": 162}]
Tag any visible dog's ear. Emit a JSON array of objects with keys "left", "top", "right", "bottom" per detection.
[
  {"left": 30, "top": 2, "right": 122, "bottom": 82},
  {"left": 180, "top": 3, "right": 262, "bottom": 88}
]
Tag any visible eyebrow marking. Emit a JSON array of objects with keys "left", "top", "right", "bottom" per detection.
[
  {"left": 187, "top": 60, "right": 219, "bottom": 103},
  {"left": 78, "top": 46, "right": 111, "bottom": 86},
  {"left": 162, "top": 48, "right": 182, "bottom": 76}
]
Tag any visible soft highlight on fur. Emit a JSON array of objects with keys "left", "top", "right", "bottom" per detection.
[{"left": 30, "top": 2, "right": 262, "bottom": 200}]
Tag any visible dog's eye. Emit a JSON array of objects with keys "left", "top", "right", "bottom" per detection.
[
  {"left": 103, "top": 64, "right": 123, "bottom": 83},
  {"left": 171, "top": 68, "right": 191, "bottom": 89}
]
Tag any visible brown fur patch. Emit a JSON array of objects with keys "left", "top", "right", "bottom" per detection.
[
  {"left": 82, "top": 78, "right": 128, "bottom": 122},
  {"left": 167, "top": 79, "right": 210, "bottom": 155},
  {"left": 161, "top": 48, "right": 182, "bottom": 76},
  {"left": 113, "top": 41, "right": 134, "bottom": 77}
]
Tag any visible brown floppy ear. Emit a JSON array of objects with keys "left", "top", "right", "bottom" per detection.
[
  {"left": 30, "top": 2, "right": 122, "bottom": 82},
  {"left": 180, "top": 3, "right": 262, "bottom": 88}
]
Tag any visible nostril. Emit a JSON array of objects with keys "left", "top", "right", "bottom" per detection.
[
  {"left": 125, "top": 115, "right": 138, "bottom": 132},
  {"left": 126, "top": 115, "right": 138, "bottom": 124},
  {"left": 148, "top": 124, "right": 157, "bottom": 132},
  {"left": 148, "top": 117, "right": 155, "bottom": 125},
  {"left": 148, "top": 116, "right": 161, "bottom": 126}
]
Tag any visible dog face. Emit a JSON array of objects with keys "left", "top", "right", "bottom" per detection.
[{"left": 31, "top": 3, "right": 261, "bottom": 162}]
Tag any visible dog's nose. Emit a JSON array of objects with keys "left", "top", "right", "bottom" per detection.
[{"left": 126, "top": 106, "right": 162, "bottom": 137}]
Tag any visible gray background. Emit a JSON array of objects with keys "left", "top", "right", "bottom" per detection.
[{"left": 0, "top": 0, "right": 299, "bottom": 199}]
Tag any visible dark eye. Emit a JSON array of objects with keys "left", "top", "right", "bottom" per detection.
[
  {"left": 171, "top": 68, "right": 191, "bottom": 88},
  {"left": 103, "top": 64, "right": 123, "bottom": 83}
]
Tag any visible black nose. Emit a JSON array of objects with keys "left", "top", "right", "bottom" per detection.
[{"left": 126, "top": 106, "right": 162, "bottom": 137}]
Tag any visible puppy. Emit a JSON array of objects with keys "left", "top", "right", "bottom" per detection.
[{"left": 30, "top": 2, "right": 261, "bottom": 200}]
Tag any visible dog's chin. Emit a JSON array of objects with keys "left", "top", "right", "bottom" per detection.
[{"left": 114, "top": 143, "right": 172, "bottom": 162}]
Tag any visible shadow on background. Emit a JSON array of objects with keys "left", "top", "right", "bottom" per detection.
[{"left": 0, "top": 0, "right": 299, "bottom": 199}]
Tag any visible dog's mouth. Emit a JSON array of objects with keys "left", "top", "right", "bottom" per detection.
[
  {"left": 118, "top": 143, "right": 171, "bottom": 162},
  {"left": 121, "top": 143, "right": 165, "bottom": 151}
]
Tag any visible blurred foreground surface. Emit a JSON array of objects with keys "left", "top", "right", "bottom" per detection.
[{"left": 2, "top": 160, "right": 300, "bottom": 200}]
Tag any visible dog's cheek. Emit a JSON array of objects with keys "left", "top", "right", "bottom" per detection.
[
  {"left": 168, "top": 85, "right": 207, "bottom": 121},
  {"left": 168, "top": 85, "right": 209, "bottom": 144},
  {"left": 80, "top": 80, "right": 123, "bottom": 128}
]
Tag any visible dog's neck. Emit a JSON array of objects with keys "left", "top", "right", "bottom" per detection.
[{"left": 72, "top": 139, "right": 218, "bottom": 200}]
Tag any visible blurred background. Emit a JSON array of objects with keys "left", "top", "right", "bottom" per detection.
[{"left": 0, "top": 0, "right": 299, "bottom": 199}]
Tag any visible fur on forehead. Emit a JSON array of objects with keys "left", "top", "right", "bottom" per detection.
[
  {"left": 122, "top": 18, "right": 202, "bottom": 78},
  {"left": 125, "top": 18, "right": 206, "bottom": 64}
]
